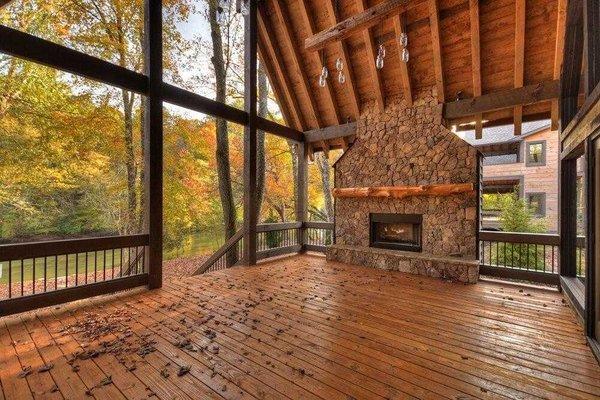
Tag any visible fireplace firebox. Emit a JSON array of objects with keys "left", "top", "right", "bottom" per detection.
[{"left": 369, "top": 213, "right": 422, "bottom": 252}]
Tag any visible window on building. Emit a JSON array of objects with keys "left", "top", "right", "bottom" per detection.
[
  {"left": 526, "top": 141, "right": 546, "bottom": 166},
  {"left": 527, "top": 193, "right": 546, "bottom": 217}
]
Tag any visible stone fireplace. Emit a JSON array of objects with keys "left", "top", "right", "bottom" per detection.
[
  {"left": 326, "top": 88, "right": 480, "bottom": 283},
  {"left": 370, "top": 213, "right": 422, "bottom": 252}
]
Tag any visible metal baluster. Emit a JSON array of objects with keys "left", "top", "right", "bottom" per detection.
[
  {"left": 85, "top": 252, "right": 89, "bottom": 284},
  {"left": 103, "top": 250, "right": 106, "bottom": 281},
  {"left": 65, "top": 254, "right": 69, "bottom": 288},
  {"left": 94, "top": 251, "right": 98, "bottom": 282},
  {"left": 75, "top": 252, "right": 79, "bottom": 286},
  {"left": 8, "top": 260, "right": 12, "bottom": 298},
  {"left": 20, "top": 259, "right": 24, "bottom": 296},
  {"left": 54, "top": 255, "right": 58, "bottom": 290},
  {"left": 119, "top": 248, "right": 123, "bottom": 277},
  {"left": 43, "top": 257, "right": 47, "bottom": 292},
  {"left": 112, "top": 249, "right": 115, "bottom": 279},
  {"left": 32, "top": 258, "right": 36, "bottom": 294}
]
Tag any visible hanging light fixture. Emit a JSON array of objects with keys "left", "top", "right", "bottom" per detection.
[
  {"left": 335, "top": 57, "right": 345, "bottom": 84},
  {"left": 402, "top": 48, "right": 410, "bottom": 63},
  {"left": 318, "top": 51, "right": 329, "bottom": 87},
  {"left": 399, "top": 32, "right": 409, "bottom": 63},
  {"left": 376, "top": 44, "right": 386, "bottom": 70}
]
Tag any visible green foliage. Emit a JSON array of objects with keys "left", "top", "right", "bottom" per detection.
[
  {"left": 490, "top": 191, "right": 548, "bottom": 270},
  {"left": 263, "top": 212, "right": 282, "bottom": 249}
]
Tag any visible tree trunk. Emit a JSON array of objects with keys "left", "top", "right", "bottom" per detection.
[
  {"left": 122, "top": 89, "right": 137, "bottom": 233},
  {"left": 208, "top": 0, "right": 237, "bottom": 245},
  {"left": 256, "top": 62, "right": 267, "bottom": 217},
  {"left": 316, "top": 153, "right": 334, "bottom": 222}
]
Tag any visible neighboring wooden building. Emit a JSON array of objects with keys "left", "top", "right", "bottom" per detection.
[{"left": 460, "top": 121, "right": 561, "bottom": 232}]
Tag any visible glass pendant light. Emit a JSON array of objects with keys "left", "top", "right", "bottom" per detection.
[
  {"left": 335, "top": 57, "right": 344, "bottom": 71},
  {"left": 338, "top": 71, "right": 346, "bottom": 84},
  {"left": 402, "top": 48, "right": 410, "bottom": 63},
  {"left": 376, "top": 44, "right": 386, "bottom": 70},
  {"left": 319, "top": 73, "right": 327, "bottom": 87},
  {"left": 321, "top": 65, "right": 329, "bottom": 79},
  {"left": 400, "top": 32, "right": 408, "bottom": 48}
]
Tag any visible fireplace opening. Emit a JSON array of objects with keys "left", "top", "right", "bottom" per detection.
[{"left": 369, "top": 213, "right": 422, "bottom": 252}]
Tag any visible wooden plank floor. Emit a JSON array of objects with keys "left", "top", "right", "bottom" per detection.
[{"left": 1, "top": 254, "right": 599, "bottom": 400}]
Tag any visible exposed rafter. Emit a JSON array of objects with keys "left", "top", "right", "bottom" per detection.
[
  {"left": 257, "top": 7, "right": 306, "bottom": 130},
  {"left": 551, "top": 0, "right": 568, "bottom": 131},
  {"left": 297, "top": 0, "right": 341, "bottom": 125},
  {"left": 469, "top": 0, "right": 482, "bottom": 139},
  {"left": 428, "top": 0, "right": 445, "bottom": 103},
  {"left": 325, "top": 0, "right": 361, "bottom": 119},
  {"left": 444, "top": 80, "right": 560, "bottom": 119},
  {"left": 393, "top": 14, "right": 412, "bottom": 107},
  {"left": 304, "top": 0, "right": 425, "bottom": 51},
  {"left": 513, "top": 0, "right": 526, "bottom": 135},
  {"left": 358, "top": 0, "right": 385, "bottom": 111},
  {"left": 271, "top": 0, "right": 322, "bottom": 128}
]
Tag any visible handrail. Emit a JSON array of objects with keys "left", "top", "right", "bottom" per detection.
[
  {"left": 303, "top": 221, "right": 334, "bottom": 229},
  {"left": 479, "top": 231, "right": 559, "bottom": 245},
  {"left": 479, "top": 230, "right": 586, "bottom": 247},
  {"left": 257, "top": 222, "right": 302, "bottom": 232},
  {"left": 193, "top": 229, "right": 244, "bottom": 275},
  {"left": 0, "top": 234, "right": 149, "bottom": 261}
]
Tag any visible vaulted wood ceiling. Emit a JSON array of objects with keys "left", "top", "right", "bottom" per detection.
[{"left": 257, "top": 0, "right": 566, "bottom": 136}]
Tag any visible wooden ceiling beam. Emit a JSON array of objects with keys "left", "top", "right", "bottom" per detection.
[
  {"left": 429, "top": 0, "right": 445, "bottom": 103},
  {"left": 258, "top": 8, "right": 307, "bottom": 130},
  {"left": 468, "top": 0, "right": 482, "bottom": 139},
  {"left": 271, "top": 0, "right": 322, "bottom": 128},
  {"left": 304, "top": 122, "right": 357, "bottom": 143},
  {"left": 393, "top": 14, "right": 413, "bottom": 107},
  {"left": 513, "top": 0, "right": 526, "bottom": 135},
  {"left": 444, "top": 80, "right": 560, "bottom": 119},
  {"left": 551, "top": 0, "right": 568, "bottom": 131},
  {"left": 305, "top": 0, "right": 426, "bottom": 51},
  {"left": 325, "top": 0, "right": 361, "bottom": 119},
  {"left": 358, "top": 0, "right": 385, "bottom": 111},
  {"left": 297, "top": 0, "right": 341, "bottom": 125}
]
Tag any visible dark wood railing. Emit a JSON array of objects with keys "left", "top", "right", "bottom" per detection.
[
  {"left": 0, "top": 234, "right": 149, "bottom": 316},
  {"left": 193, "top": 229, "right": 244, "bottom": 275},
  {"left": 305, "top": 221, "right": 335, "bottom": 253},
  {"left": 479, "top": 231, "right": 586, "bottom": 285},
  {"left": 195, "top": 221, "right": 335, "bottom": 275}
]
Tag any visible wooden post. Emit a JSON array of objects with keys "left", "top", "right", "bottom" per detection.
[
  {"left": 560, "top": 157, "right": 578, "bottom": 277},
  {"left": 243, "top": 0, "right": 258, "bottom": 265},
  {"left": 144, "top": 0, "right": 163, "bottom": 288},
  {"left": 296, "top": 142, "right": 308, "bottom": 250}
]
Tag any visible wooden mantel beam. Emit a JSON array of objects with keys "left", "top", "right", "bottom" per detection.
[
  {"left": 305, "top": 0, "right": 425, "bottom": 51},
  {"left": 333, "top": 183, "right": 475, "bottom": 199},
  {"left": 444, "top": 80, "right": 560, "bottom": 119}
]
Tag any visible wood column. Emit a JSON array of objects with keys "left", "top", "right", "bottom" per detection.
[
  {"left": 144, "top": 0, "right": 163, "bottom": 288},
  {"left": 243, "top": 0, "right": 258, "bottom": 265},
  {"left": 560, "top": 157, "right": 578, "bottom": 277},
  {"left": 296, "top": 142, "right": 308, "bottom": 250}
]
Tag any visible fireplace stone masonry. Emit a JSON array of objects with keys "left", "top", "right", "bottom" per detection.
[{"left": 326, "top": 87, "right": 480, "bottom": 283}]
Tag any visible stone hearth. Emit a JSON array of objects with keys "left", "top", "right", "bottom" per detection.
[
  {"left": 328, "top": 87, "right": 480, "bottom": 283},
  {"left": 326, "top": 245, "right": 479, "bottom": 283}
]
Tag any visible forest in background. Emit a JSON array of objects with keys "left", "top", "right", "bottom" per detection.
[{"left": 0, "top": 0, "right": 336, "bottom": 259}]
